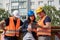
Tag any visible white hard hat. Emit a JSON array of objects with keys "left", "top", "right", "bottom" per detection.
[{"left": 12, "top": 10, "right": 20, "bottom": 18}]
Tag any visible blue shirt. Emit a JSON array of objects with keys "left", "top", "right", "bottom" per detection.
[{"left": 44, "top": 16, "right": 51, "bottom": 25}]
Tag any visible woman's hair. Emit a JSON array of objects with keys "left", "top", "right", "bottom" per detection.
[{"left": 28, "top": 15, "right": 36, "bottom": 23}]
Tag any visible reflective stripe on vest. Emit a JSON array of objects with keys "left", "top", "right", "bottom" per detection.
[
  {"left": 5, "top": 17, "right": 20, "bottom": 37},
  {"left": 5, "top": 30, "right": 19, "bottom": 34},
  {"left": 37, "top": 16, "right": 51, "bottom": 36}
]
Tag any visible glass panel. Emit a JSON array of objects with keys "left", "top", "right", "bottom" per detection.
[
  {"left": 19, "top": 8, "right": 27, "bottom": 15},
  {"left": 19, "top": 1, "right": 27, "bottom": 8},
  {"left": 11, "top": 3, "right": 18, "bottom": 6},
  {"left": 59, "top": 0, "right": 60, "bottom": 5},
  {"left": 11, "top": 0, "right": 18, "bottom": 2},
  {"left": 48, "top": 1, "right": 54, "bottom": 6},
  {"left": 30, "top": 2, "right": 35, "bottom": 6},
  {"left": 19, "top": 0, "right": 27, "bottom": 1},
  {"left": 0, "top": 0, "right": 3, "bottom": 3},
  {"left": 38, "top": 1, "right": 43, "bottom": 6},
  {"left": 0, "top": 3, "right": 2, "bottom": 7},
  {"left": 11, "top": 6, "right": 18, "bottom": 9}
]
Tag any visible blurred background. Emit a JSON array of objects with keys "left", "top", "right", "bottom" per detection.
[
  {"left": 0, "top": 0, "right": 60, "bottom": 40},
  {"left": 0, "top": 0, "right": 60, "bottom": 26}
]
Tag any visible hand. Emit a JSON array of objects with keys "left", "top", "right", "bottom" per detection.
[
  {"left": 27, "top": 28, "right": 32, "bottom": 32},
  {"left": 36, "top": 24, "right": 42, "bottom": 28}
]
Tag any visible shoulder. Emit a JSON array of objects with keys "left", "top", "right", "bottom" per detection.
[
  {"left": 46, "top": 16, "right": 51, "bottom": 19},
  {"left": 5, "top": 18, "right": 9, "bottom": 22},
  {"left": 24, "top": 20, "right": 28, "bottom": 23},
  {"left": 44, "top": 16, "right": 51, "bottom": 22},
  {"left": 5, "top": 17, "right": 14, "bottom": 21}
]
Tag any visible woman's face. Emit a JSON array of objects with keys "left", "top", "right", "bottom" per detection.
[{"left": 30, "top": 15, "right": 35, "bottom": 21}]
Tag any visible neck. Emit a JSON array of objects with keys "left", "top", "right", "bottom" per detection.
[
  {"left": 13, "top": 17, "right": 17, "bottom": 20},
  {"left": 29, "top": 21, "right": 33, "bottom": 24}
]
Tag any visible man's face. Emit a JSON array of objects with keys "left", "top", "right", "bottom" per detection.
[{"left": 37, "top": 12, "right": 45, "bottom": 18}]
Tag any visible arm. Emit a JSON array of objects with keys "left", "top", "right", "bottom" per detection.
[
  {"left": 43, "top": 22, "right": 51, "bottom": 28},
  {"left": 0, "top": 20, "right": 5, "bottom": 29},
  {"left": 21, "top": 20, "right": 28, "bottom": 32},
  {"left": 20, "top": 20, "right": 23, "bottom": 26},
  {"left": 18, "top": 20, "right": 23, "bottom": 30},
  {"left": 0, "top": 18, "right": 9, "bottom": 29},
  {"left": 43, "top": 16, "right": 51, "bottom": 28}
]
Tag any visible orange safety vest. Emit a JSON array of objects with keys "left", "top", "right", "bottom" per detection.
[
  {"left": 37, "top": 16, "right": 51, "bottom": 36},
  {"left": 5, "top": 17, "right": 20, "bottom": 37}
]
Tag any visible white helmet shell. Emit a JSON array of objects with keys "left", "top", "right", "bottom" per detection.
[{"left": 12, "top": 10, "right": 20, "bottom": 18}]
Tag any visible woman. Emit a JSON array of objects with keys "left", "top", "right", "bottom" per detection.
[{"left": 21, "top": 10, "right": 37, "bottom": 40}]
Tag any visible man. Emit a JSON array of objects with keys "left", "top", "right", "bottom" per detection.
[
  {"left": 0, "top": 10, "right": 23, "bottom": 40},
  {"left": 36, "top": 7, "right": 51, "bottom": 40}
]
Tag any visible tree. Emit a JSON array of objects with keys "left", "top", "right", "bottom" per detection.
[
  {"left": 43, "top": 5, "right": 60, "bottom": 26},
  {"left": 0, "top": 8, "right": 10, "bottom": 21}
]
